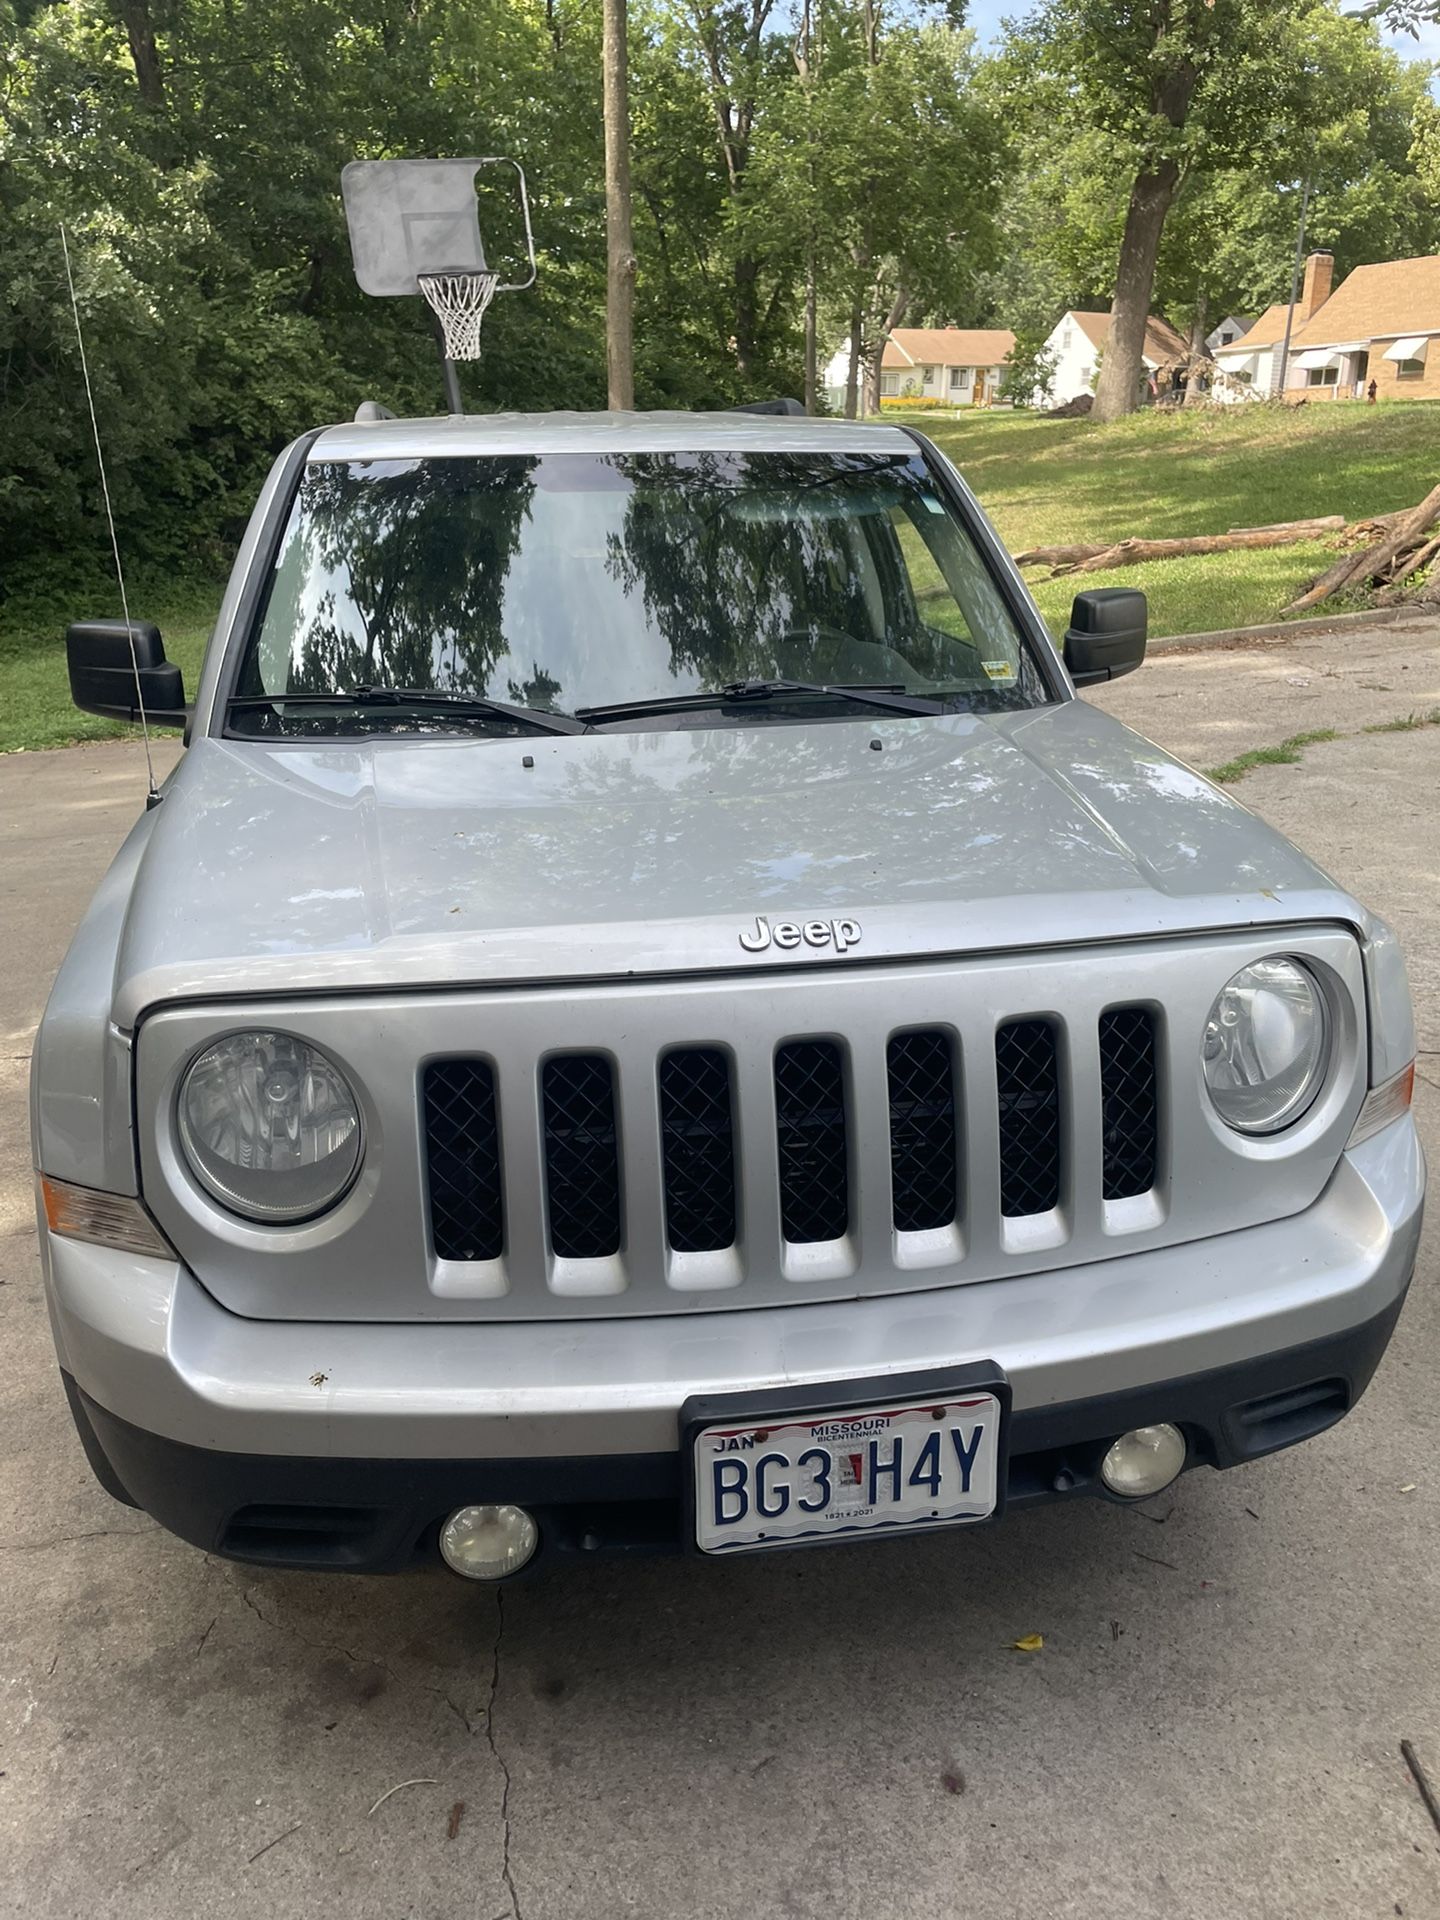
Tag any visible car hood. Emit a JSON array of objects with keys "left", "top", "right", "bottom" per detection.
[{"left": 111, "top": 701, "right": 1359, "bottom": 1025}]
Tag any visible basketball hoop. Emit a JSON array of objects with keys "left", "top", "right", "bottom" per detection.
[
  {"left": 341, "top": 158, "right": 537, "bottom": 411},
  {"left": 418, "top": 270, "right": 500, "bottom": 362}
]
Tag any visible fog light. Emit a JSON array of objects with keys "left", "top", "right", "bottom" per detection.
[
  {"left": 439, "top": 1504, "right": 539, "bottom": 1580},
  {"left": 1100, "top": 1424, "right": 1187, "bottom": 1499}
]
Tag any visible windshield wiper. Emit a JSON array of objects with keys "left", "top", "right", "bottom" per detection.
[
  {"left": 228, "top": 686, "right": 586, "bottom": 736},
  {"left": 575, "top": 679, "right": 944, "bottom": 724}
]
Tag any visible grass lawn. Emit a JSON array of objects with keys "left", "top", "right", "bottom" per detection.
[
  {"left": 919, "top": 399, "right": 1436, "bottom": 640},
  {"left": 2, "top": 399, "right": 1433, "bottom": 752},
  {"left": 0, "top": 588, "right": 215, "bottom": 755}
]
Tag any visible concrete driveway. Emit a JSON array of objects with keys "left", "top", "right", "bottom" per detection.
[{"left": 2, "top": 628, "right": 1438, "bottom": 1920}]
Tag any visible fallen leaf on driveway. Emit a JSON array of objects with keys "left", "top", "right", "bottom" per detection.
[{"left": 1010, "top": 1633, "right": 1044, "bottom": 1652}]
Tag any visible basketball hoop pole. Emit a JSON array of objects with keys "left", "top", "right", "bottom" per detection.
[{"left": 428, "top": 313, "right": 465, "bottom": 414}]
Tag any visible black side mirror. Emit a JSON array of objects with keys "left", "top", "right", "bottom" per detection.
[
  {"left": 1062, "top": 588, "right": 1147, "bottom": 687},
  {"left": 66, "top": 620, "right": 186, "bottom": 727}
]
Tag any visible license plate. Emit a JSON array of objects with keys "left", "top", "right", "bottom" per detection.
[{"left": 690, "top": 1388, "right": 1004, "bottom": 1555}]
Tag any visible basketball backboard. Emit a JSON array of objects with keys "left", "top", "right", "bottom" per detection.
[{"left": 341, "top": 158, "right": 535, "bottom": 298}]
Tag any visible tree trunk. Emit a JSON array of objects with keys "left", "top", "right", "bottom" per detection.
[
  {"left": 1284, "top": 482, "right": 1440, "bottom": 614},
  {"left": 602, "top": 0, "right": 636, "bottom": 409},
  {"left": 116, "top": 0, "right": 165, "bottom": 106},
  {"left": 1183, "top": 287, "right": 1208, "bottom": 406},
  {"left": 865, "top": 289, "right": 907, "bottom": 416},
  {"left": 1091, "top": 160, "right": 1180, "bottom": 424},
  {"left": 804, "top": 256, "right": 817, "bottom": 414},
  {"left": 733, "top": 256, "right": 759, "bottom": 378},
  {"left": 1014, "top": 517, "right": 1346, "bottom": 574},
  {"left": 844, "top": 296, "right": 862, "bottom": 418}
]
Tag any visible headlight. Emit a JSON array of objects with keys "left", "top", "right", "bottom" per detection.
[
  {"left": 1203, "top": 958, "right": 1328, "bottom": 1134},
  {"left": 178, "top": 1031, "right": 362, "bottom": 1221}
]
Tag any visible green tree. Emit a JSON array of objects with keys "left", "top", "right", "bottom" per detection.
[{"left": 1007, "top": 0, "right": 1326, "bottom": 422}]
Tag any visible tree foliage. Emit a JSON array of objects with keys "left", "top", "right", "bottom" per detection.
[{"left": 0, "top": 0, "right": 1436, "bottom": 599}]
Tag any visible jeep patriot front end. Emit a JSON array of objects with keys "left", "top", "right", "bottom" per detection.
[{"left": 34, "top": 413, "right": 1424, "bottom": 1576}]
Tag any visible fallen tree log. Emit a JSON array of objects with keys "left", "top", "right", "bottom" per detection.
[
  {"left": 1283, "top": 482, "right": 1440, "bottom": 614},
  {"left": 1374, "top": 535, "right": 1440, "bottom": 605},
  {"left": 1012, "top": 516, "right": 1345, "bottom": 574}
]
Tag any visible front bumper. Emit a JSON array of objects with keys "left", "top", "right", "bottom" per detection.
[{"left": 43, "top": 1118, "right": 1424, "bottom": 1571}]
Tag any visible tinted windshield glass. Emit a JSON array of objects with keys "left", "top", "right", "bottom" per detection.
[{"left": 233, "top": 451, "right": 1050, "bottom": 733}]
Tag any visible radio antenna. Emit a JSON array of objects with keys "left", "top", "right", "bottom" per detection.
[{"left": 59, "top": 225, "right": 158, "bottom": 805}]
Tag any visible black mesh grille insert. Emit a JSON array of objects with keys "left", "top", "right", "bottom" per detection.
[
  {"left": 660, "top": 1048, "right": 737, "bottom": 1252},
  {"left": 1099, "top": 1007, "right": 1159, "bottom": 1200},
  {"left": 774, "top": 1041, "right": 849, "bottom": 1243},
  {"left": 995, "top": 1020, "right": 1062, "bottom": 1217},
  {"left": 887, "top": 1030, "right": 959, "bottom": 1232},
  {"left": 542, "top": 1055, "right": 622, "bottom": 1259},
  {"left": 424, "top": 1060, "right": 504, "bottom": 1262}
]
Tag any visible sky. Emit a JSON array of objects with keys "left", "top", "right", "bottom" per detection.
[{"left": 963, "top": 0, "right": 1440, "bottom": 85}]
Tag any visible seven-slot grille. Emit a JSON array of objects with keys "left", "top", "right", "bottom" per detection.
[{"left": 423, "top": 1011, "right": 1159, "bottom": 1267}]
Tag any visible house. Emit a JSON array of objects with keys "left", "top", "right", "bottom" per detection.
[
  {"left": 1284, "top": 252, "right": 1440, "bottom": 401},
  {"left": 822, "top": 328, "right": 1016, "bottom": 412},
  {"left": 1041, "top": 309, "right": 1191, "bottom": 404},
  {"left": 1211, "top": 254, "right": 1335, "bottom": 396},
  {"left": 1206, "top": 315, "right": 1252, "bottom": 352},
  {"left": 1212, "top": 252, "right": 1440, "bottom": 402}
]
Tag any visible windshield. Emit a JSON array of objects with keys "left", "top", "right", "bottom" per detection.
[{"left": 231, "top": 450, "right": 1052, "bottom": 736}]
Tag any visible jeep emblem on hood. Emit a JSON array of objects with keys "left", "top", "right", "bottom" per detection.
[{"left": 738, "top": 916, "right": 861, "bottom": 954}]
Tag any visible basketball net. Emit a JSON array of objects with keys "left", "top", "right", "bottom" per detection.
[{"left": 418, "top": 270, "right": 499, "bottom": 361}]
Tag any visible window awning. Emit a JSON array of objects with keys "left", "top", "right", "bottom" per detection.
[
  {"left": 1382, "top": 336, "right": 1428, "bottom": 363},
  {"left": 1221, "top": 351, "right": 1259, "bottom": 375},
  {"left": 1295, "top": 347, "right": 1341, "bottom": 370}
]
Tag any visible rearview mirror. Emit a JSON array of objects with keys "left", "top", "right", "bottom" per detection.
[
  {"left": 66, "top": 620, "right": 187, "bottom": 726},
  {"left": 1062, "top": 588, "right": 1147, "bottom": 688}
]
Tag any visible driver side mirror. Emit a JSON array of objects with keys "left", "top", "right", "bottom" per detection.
[
  {"left": 66, "top": 620, "right": 187, "bottom": 726},
  {"left": 1062, "top": 588, "right": 1147, "bottom": 688}
]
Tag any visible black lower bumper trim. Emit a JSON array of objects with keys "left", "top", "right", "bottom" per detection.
[{"left": 62, "top": 1289, "right": 1407, "bottom": 1575}]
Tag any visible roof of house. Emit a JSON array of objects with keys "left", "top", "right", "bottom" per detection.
[
  {"left": 1293, "top": 254, "right": 1440, "bottom": 347},
  {"left": 1064, "top": 310, "right": 1190, "bottom": 367},
  {"left": 882, "top": 327, "right": 1016, "bottom": 369},
  {"left": 1215, "top": 302, "right": 1291, "bottom": 355}
]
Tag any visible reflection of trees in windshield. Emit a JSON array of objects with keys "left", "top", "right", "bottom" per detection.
[
  {"left": 250, "top": 458, "right": 539, "bottom": 700},
  {"left": 240, "top": 450, "right": 1044, "bottom": 728},
  {"left": 603, "top": 452, "right": 914, "bottom": 689}
]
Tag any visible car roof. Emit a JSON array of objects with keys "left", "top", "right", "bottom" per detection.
[{"left": 308, "top": 409, "right": 919, "bottom": 462}]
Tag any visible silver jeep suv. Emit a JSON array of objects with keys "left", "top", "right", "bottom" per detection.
[{"left": 33, "top": 411, "right": 1424, "bottom": 1578}]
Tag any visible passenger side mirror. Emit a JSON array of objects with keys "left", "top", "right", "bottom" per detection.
[
  {"left": 66, "top": 620, "right": 187, "bottom": 727},
  {"left": 1062, "top": 588, "right": 1147, "bottom": 688}
]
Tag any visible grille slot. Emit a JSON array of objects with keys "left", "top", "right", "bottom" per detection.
[
  {"left": 995, "top": 1020, "right": 1062, "bottom": 1217},
  {"left": 424, "top": 1060, "right": 504, "bottom": 1262},
  {"left": 542, "top": 1055, "right": 622, "bottom": 1259},
  {"left": 774, "top": 1041, "right": 849, "bottom": 1243},
  {"left": 660, "top": 1048, "right": 737, "bottom": 1252},
  {"left": 1099, "top": 1007, "right": 1158, "bottom": 1200},
  {"left": 887, "top": 1030, "right": 959, "bottom": 1232}
]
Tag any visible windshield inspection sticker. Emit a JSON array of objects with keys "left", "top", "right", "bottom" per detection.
[{"left": 981, "top": 659, "right": 1016, "bottom": 683}]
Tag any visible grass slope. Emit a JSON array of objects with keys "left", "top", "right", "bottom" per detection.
[
  {"left": 920, "top": 400, "right": 1436, "bottom": 641},
  {"left": 2, "top": 400, "right": 1433, "bottom": 751}
]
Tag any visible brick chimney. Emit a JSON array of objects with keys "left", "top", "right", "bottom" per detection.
[{"left": 1301, "top": 251, "right": 1334, "bottom": 319}]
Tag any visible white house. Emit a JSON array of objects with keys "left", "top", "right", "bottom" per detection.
[
  {"left": 1041, "top": 309, "right": 1191, "bottom": 404},
  {"left": 1212, "top": 255, "right": 1336, "bottom": 398},
  {"left": 823, "top": 327, "right": 1016, "bottom": 413},
  {"left": 1205, "top": 315, "right": 1253, "bottom": 352}
]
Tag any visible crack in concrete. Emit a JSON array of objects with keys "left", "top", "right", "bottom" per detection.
[
  {"left": 0, "top": 1522, "right": 158, "bottom": 1553},
  {"left": 194, "top": 1614, "right": 219, "bottom": 1657},
  {"left": 485, "top": 1589, "right": 522, "bottom": 1920},
  {"left": 240, "top": 1586, "right": 482, "bottom": 1741}
]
